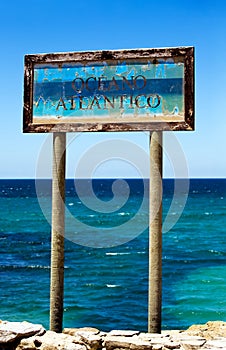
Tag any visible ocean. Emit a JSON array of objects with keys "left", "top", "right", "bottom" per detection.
[{"left": 0, "top": 178, "right": 226, "bottom": 332}]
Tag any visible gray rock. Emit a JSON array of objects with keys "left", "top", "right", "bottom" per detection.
[
  {"left": 0, "top": 321, "right": 45, "bottom": 344},
  {"left": 63, "top": 327, "right": 102, "bottom": 350},
  {"left": 16, "top": 330, "right": 88, "bottom": 350},
  {"left": 104, "top": 335, "right": 152, "bottom": 350}
]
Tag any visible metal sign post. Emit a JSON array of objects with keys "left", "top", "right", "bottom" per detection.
[{"left": 23, "top": 46, "right": 194, "bottom": 334}]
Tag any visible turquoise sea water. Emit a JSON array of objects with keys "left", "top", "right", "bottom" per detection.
[{"left": 0, "top": 179, "right": 225, "bottom": 331}]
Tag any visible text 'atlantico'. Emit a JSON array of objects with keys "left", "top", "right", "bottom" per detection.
[{"left": 53, "top": 74, "right": 161, "bottom": 111}]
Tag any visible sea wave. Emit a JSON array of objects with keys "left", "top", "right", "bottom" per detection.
[
  {"left": 105, "top": 252, "right": 131, "bottom": 256},
  {"left": 106, "top": 284, "right": 121, "bottom": 288},
  {"left": 0, "top": 264, "right": 50, "bottom": 270}
]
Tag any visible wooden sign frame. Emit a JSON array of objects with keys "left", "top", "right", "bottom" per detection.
[{"left": 23, "top": 46, "right": 194, "bottom": 133}]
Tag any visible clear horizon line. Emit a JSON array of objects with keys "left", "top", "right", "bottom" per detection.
[{"left": 0, "top": 176, "right": 225, "bottom": 180}]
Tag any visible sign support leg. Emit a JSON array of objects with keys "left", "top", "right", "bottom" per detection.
[
  {"left": 50, "top": 132, "right": 66, "bottom": 333},
  {"left": 148, "top": 131, "right": 163, "bottom": 333}
]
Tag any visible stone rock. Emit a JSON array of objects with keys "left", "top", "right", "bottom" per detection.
[
  {"left": 108, "top": 330, "right": 140, "bottom": 337},
  {"left": 0, "top": 321, "right": 45, "bottom": 348},
  {"left": 203, "top": 337, "right": 226, "bottom": 349},
  {"left": 63, "top": 327, "right": 100, "bottom": 336},
  {"left": 163, "top": 341, "right": 181, "bottom": 349},
  {"left": 104, "top": 335, "right": 152, "bottom": 350},
  {"left": 139, "top": 332, "right": 167, "bottom": 342},
  {"left": 16, "top": 330, "right": 88, "bottom": 350},
  {"left": 152, "top": 344, "right": 162, "bottom": 350},
  {"left": 2, "top": 319, "right": 226, "bottom": 350},
  {"left": 152, "top": 346, "right": 163, "bottom": 350},
  {"left": 179, "top": 339, "right": 206, "bottom": 350},
  {"left": 63, "top": 327, "right": 102, "bottom": 350},
  {"left": 185, "top": 321, "right": 226, "bottom": 340}
]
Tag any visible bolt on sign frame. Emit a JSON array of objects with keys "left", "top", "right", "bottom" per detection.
[{"left": 23, "top": 46, "right": 194, "bottom": 133}]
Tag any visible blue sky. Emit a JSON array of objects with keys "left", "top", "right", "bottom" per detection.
[{"left": 0, "top": 0, "right": 225, "bottom": 178}]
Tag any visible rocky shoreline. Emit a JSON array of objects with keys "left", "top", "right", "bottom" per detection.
[{"left": 1, "top": 320, "right": 226, "bottom": 350}]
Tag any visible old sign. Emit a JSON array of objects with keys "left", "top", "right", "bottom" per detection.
[{"left": 23, "top": 46, "right": 194, "bottom": 132}]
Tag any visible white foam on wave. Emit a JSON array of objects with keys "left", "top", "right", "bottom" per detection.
[
  {"left": 106, "top": 284, "right": 120, "bottom": 288},
  {"left": 117, "top": 212, "right": 130, "bottom": 216},
  {"left": 105, "top": 252, "right": 131, "bottom": 256}
]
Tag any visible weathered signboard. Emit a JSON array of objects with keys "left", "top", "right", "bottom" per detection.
[{"left": 23, "top": 47, "right": 194, "bottom": 132}]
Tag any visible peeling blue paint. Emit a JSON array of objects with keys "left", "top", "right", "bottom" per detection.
[{"left": 33, "top": 59, "right": 184, "bottom": 121}]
